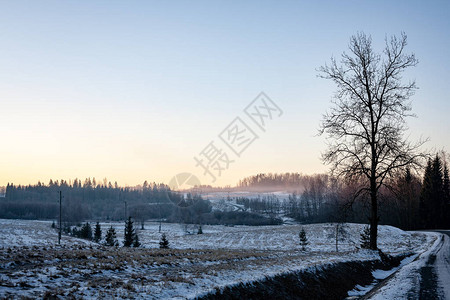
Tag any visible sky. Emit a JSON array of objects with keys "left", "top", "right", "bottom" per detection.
[{"left": 0, "top": 0, "right": 449, "bottom": 188}]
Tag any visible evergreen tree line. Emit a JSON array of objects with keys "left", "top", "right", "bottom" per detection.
[
  {"left": 60, "top": 217, "right": 173, "bottom": 249},
  {"left": 62, "top": 219, "right": 141, "bottom": 247},
  {"left": 419, "top": 156, "right": 450, "bottom": 229},
  {"left": 1, "top": 179, "right": 182, "bottom": 221},
  {"left": 1, "top": 177, "right": 282, "bottom": 226}
]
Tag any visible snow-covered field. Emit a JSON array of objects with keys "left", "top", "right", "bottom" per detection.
[
  {"left": 0, "top": 219, "right": 423, "bottom": 253},
  {"left": 0, "top": 219, "right": 435, "bottom": 299},
  {"left": 0, "top": 219, "right": 93, "bottom": 248}
]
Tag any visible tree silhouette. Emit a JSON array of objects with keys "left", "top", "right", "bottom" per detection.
[
  {"left": 419, "top": 155, "right": 447, "bottom": 228},
  {"left": 159, "top": 233, "right": 169, "bottom": 249},
  {"left": 80, "top": 222, "right": 93, "bottom": 240},
  {"left": 94, "top": 222, "right": 102, "bottom": 243},
  {"left": 133, "top": 234, "right": 141, "bottom": 248},
  {"left": 360, "top": 225, "right": 371, "bottom": 249},
  {"left": 124, "top": 217, "right": 136, "bottom": 247},
  {"left": 319, "top": 32, "right": 425, "bottom": 249},
  {"left": 105, "top": 226, "right": 118, "bottom": 246},
  {"left": 298, "top": 228, "right": 308, "bottom": 251},
  {"left": 444, "top": 163, "right": 450, "bottom": 228}
]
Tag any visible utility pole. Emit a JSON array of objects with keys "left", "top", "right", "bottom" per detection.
[
  {"left": 159, "top": 201, "right": 162, "bottom": 233},
  {"left": 124, "top": 200, "right": 127, "bottom": 237},
  {"left": 58, "top": 191, "right": 62, "bottom": 245}
]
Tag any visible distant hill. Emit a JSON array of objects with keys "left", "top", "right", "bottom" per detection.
[{"left": 235, "top": 172, "right": 326, "bottom": 193}]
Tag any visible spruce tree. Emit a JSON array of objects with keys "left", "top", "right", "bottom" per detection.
[
  {"left": 124, "top": 217, "right": 135, "bottom": 247},
  {"left": 105, "top": 226, "right": 118, "bottom": 247},
  {"left": 159, "top": 233, "right": 169, "bottom": 249},
  {"left": 299, "top": 228, "right": 308, "bottom": 251},
  {"left": 94, "top": 222, "right": 102, "bottom": 243},
  {"left": 80, "top": 222, "right": 93, "bottom": 240},
  {"left": 419, "top": 159, "right": 433, "bottom": 228},
  {"left": 420, "top": 156, "right": 446, "bottom": 228},
  {"left": 198, "top": 225, "right": 203, "bottom": 234},
  {"left": 431, "top": 156, "right": 444, "bottom": 227},
  {"left": 444, "top": 164, "right": 450, "bottom": 228},
  {"left": 133, "top": 234, "right": 141, "bottom": 248},
  {"left": 360, "top": 225, "right": 371, "bottom": 249}
]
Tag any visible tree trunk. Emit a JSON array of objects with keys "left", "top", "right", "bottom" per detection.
[{"left": 370, "top": 182, "right": 378, "bottom": 250}]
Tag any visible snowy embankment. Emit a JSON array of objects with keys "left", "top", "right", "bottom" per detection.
[
  {"left": 0, "top": 219, "right": 435, "bottom": 299},
  {"left": 367, "top": 231, "right": 449, "bottom": 300}
]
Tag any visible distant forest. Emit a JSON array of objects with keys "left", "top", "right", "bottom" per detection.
[
  {"left": 237, "top": 172, "right": 311, "bottom": 192},
  {"left": 0, "top": 178, "right": 280, "bottom": 226},
  {"left": 190, "top": 172, "right": 312, "bottom": 193},
  {"left": 1, "top": 179, "right": 181, "bottom": 222},
  {"left": 233, "top": 157, "right": 450, "bottom": 230},
  {"left": 1, "top": 159, "right": 449, "bottom": 231}
]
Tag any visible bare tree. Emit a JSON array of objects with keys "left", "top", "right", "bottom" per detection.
[{"left": 319, "top": 32, "right": 425, "bottom": 249}]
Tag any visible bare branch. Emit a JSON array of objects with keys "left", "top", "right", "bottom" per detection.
[{"left": 318, "top": 32, "right": 426, "bottom": 249}]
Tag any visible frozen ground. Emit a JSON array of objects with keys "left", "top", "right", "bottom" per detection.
[{"left": 0, "top": 219, "right": 435, "bottom": 299}]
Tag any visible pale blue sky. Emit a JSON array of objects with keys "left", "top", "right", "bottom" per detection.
[{"left": 1, "top": 1, "right": 449, "bottom": 187}]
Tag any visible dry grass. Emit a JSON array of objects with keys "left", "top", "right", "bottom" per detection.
[{"left": 0, "top": 244, "right": 309, "bottom": 299}]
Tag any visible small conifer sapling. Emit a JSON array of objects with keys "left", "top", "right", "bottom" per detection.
[
  {"left": 299, "top": 228, "right": 309, "bottom": 251},
  {"left": 94, "top": 222, "right": 102, "bottom": 243},
  {"left": 360, "top": 225, "right": 371, "bottom": 249},
  {"left": 159, "top": 233, "right": 169, "bottom": 249}
]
